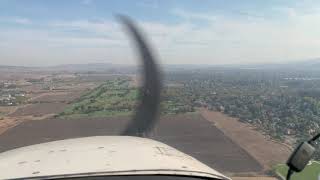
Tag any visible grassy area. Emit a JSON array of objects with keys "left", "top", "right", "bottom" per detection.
[
  {"left": 58, "top": 78, "right": 195, "bottom": 118},
  {"left": 274, "top": 161, "right": 320, "bottom": 180},
  {"left": 59, "top": 79, "right": 138, "bottom": 118}
]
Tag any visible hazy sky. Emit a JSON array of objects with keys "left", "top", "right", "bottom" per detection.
[{"left": 0, "top": 0, "right": 320, "bottom": 66}]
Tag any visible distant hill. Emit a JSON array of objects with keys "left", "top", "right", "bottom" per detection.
[
  {"left": 210, "top": 58, "right": 320, "bottom": 71},
  {"left": 1, "top": 58, "right": 320, "bottom": 72},
  {"left": 0, "top": 63, "right": 137, "bottom": 74},
  {"left": 49, "top": 63, "right": 138, "bottom": 74},
  {"left": 163, "top": 58, "right": 320, "bottom": 71},
  {"left": 0, "top": 65, "right": 41, "bottom": 72},
  {"left": 51, "top": 63, "right": 121, "bottom": 71},
  {"left": 287, "top": 58, "right": 320, "bottom": 70}
]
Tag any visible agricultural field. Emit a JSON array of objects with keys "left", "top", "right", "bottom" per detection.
[
  {"left": 0, "top": 113, "right": 262, "bottom": 174},
  {"left": 0, "top": 106, "right": 17, "bottom": 118},
  {"left": 274, "top": 161, "right": 320, "bottom": 180},
  {"left": 200, "top": 109, "right": 291, "bottom": 171},
  {"left": 29, "top": 91, "right": 85, "bottom": 103},
  {"left": 9, "top": 103, "right": 68, "bottom": 117},
  {"left": 0, "top": 70, "right": 107, "bottom": 135}
]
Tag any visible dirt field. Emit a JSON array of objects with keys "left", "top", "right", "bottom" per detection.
[
  {"left": 20, "top": 84, "right": 46, "bottom": 94},
  {"left": 29, "top": 91, "right": 84, "bottom": 103},
  {"left": 0, "top": 118, "right": 21, "bottom": 135},
  {"left": 200, "top": 109, "right": 292, "bottom": 171},
  {"left": 0, "top": 106, "right": 17, "bottom": 115},
  {"left": 9, "top": 103, "right": 67, "bottom": 117},
  {"left": 0, "top": 113, "right": 262, "bottom": 174}
]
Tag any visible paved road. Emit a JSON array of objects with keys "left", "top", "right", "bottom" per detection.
[{"left": 0, "top": 114, "right": 262, "bottom": 173}]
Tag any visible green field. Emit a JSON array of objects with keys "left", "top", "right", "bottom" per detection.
[
  {"left": 59, "top": 79, "right": 195, "bottom": 118},
  {"left": 274, "top": 161, "right": 320, "bottom": 180},
  {"left": 59, "top": 79, "right": 138, "bottom": 118}
]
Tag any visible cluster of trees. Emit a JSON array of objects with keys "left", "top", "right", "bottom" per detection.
[{"left": 161, "top": 86, "right": 194, "bottom": 114}]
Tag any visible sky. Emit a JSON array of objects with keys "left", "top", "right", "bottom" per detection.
[{"left": 0, "top": 0, "right": 320, "bottom": 66}]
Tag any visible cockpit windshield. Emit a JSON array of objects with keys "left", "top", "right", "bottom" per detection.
[{"left": 0, "top": 1, "right": 319, "bottom": 180}]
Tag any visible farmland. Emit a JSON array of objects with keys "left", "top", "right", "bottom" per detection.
[
  {"left": 10, "top": 103, "right": 68, "bottom": 117},
  {"left": 29, "top": 91, "right": 85, "bottom": 103},
  {"left": 200, "top": 109, "right": 291, "bottom": 171},
  {"left": 0, "top": 113, "right": 262, "bottom": 174},
  {"left": 0, "top": 70, "right": 102, "bottom": 134}
]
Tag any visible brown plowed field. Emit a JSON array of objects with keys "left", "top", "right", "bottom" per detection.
[
  {"left": 29, "top": 91, "right": 84, "bottom": 103},
  {"left": 9, "top": 103, "right": 67, "bottom": 117},
  {"left": 0, "top": 117, "right": 21, "bottom": 135},
  {"left": 200, "top": 109, "right": 291, "bottom": 171},
  {"left": 0, "top": 113, "right": 262, "bottom": 174}
]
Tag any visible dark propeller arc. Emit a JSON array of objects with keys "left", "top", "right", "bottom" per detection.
[{"left": 118, "top": 15, "right": 162, "bottom": 137}]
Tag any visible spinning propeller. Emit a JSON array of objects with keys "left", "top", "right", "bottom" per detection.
[{"left": 118, "top": 15, "right": 162, "bottom": 137}]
